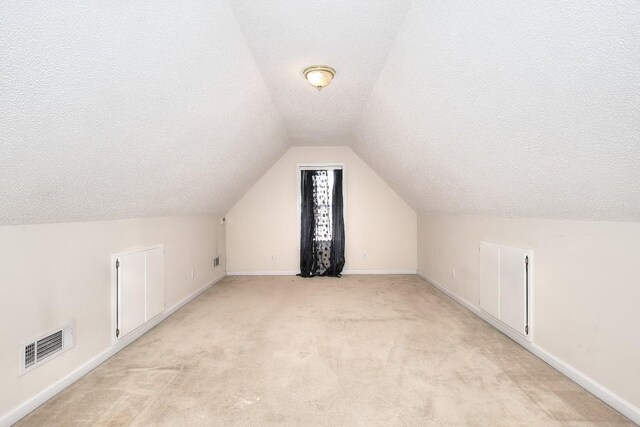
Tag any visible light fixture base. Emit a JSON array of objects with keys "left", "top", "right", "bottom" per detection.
[{"left": 303, "top": 65, "right": 336, "bottom": 90}]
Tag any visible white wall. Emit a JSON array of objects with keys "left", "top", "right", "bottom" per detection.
[
  {"left": 418, "top": 214, "right": 640, "bottom": 414},
  {"left": 226, "top": 146, "right": 417, "bottom": 273},
  {"left": 0, "top": 215, "right": 225, "bottom": 419}
]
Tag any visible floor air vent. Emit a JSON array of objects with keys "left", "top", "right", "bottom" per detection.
[{"left": 21, "top": 322, "right": 74, "bottom": 375}]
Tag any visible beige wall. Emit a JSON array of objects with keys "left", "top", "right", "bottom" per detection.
[
  {"left": 417, "top": 214, "right": 640, "bottom": 410},
  {"left": 0, "top": 215, "right": 225, "bottom": 418},
  {"left": 226, "top": 146, "right": 417, "bottom": 273}
]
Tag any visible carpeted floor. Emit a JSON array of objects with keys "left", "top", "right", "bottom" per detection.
[{"left": 18, "top": 275, "right": 631, "bottom": 426}]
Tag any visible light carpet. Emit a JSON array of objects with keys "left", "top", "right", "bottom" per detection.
[{"left": 18, "top": 275, "right": 631, "bottom": 426}]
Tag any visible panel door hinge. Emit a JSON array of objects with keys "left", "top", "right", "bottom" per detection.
[
  {"left": 115, "top": 258, "right": 120, "bottom": 339},
  {"left": 525, "top": 255, "right": 530, "bottom": 336}
]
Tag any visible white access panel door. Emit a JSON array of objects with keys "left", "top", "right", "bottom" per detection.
[
  {"left": 479, "top": 243, "right": 500, "bottom": 319},
  {"left": 118, "top": 251, "right": 146, "bottom": 338},
  {"left": 499, "top": 247, "right": 528, "bottom": 335},
  {"left": 145, "top": 247, "right": 165, "bottom": 321},
  {"left": 479, "top": 242, "right": 531, "bottom": 339}
]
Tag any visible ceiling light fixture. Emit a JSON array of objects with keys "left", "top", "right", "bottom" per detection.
[{"left": 303, "top": 65, "right": 336, "bottom": 91}]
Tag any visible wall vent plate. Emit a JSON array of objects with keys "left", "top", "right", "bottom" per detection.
[
  {"left": 214, "top": 256, "right": 220, "bottom": 267},
  {"left": 20, "top": 321, "right": 74, "bottom": 375}
]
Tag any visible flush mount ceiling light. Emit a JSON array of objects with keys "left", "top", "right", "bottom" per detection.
[{"left": 303, "top": 65, "right": 336, "bottom": 91}]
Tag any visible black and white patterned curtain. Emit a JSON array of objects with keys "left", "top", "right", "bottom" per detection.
[{"left": 299, "top": 169, "right": 345, "bottom": 277}]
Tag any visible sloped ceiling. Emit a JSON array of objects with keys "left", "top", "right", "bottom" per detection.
[
  {"left": 354, "top": 1, "right": 640, "bottom": 221},
  {"left": 2, "top": 1, "right": 639, "bottom": 225},
  {"left": 228, "top": 0, "right": 411, "bottom": 146},
  {"left": 0, "top": 0, "right": 288, "bottom": 225}
]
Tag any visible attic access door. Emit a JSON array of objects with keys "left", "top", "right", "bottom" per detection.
[
  {"left": 112, "top": 244, "right": 165, "bottom": 341},
  {"left": 479, "top": 242, "right": 532, "bottom": 339}
]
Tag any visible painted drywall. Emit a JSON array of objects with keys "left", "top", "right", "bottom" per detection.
[
  {"left": 0, "top": 215, "right": 225, "bottom": 418},
  {"left": 226, "top": 146, "right": 417, "bottom": 273},
  {"left": 0, "top": 0, "right": 288, "bottom": 225},
  {"left": 229, "top": 0, "right": 411, "bottom": 146},
  {"left": 417, "top": 214, "right": 640, "bottom": 411},
  {"left": 356, "top": 0, "right": 640, "bottom": 221},
  {"left": 4, "top": 0, "right": 638, "bottom": 225}
]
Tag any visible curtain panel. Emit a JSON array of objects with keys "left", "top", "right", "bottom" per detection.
[{"left": 298, "top": 169, "right": 345, "bottom": 277}]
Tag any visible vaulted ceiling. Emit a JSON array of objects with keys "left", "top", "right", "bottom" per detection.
[
  {"left": 228, "top": 0, "right": 411, "bottom": 146},
  {"left": 354, "top": 1, "right": 640, "bottom": 221},
  {"left": 0, "top": 1, "right": 288, "bottom": 224},
  {"left": 1, "top": 1, "right": 639, "bottom": 225}
]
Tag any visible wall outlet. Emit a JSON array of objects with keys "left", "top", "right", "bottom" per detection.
[
  {"left": 452, "top": 268, "right": 456, "bottom": 279},
  {"left": 362, "top": 251, "right": 367, "bottom": 259},
  {"left": 271, "top": 254, "right": 276, "bottom": 261},
  {"left": 220, "top": 217, "right": 226, "bottom": 225},
  {"left": 191, "top": 269, "right": 195, "bottom": 279}
]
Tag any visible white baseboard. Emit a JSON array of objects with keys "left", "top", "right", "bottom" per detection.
[
  {"left": 226, "top": 269, "right": 417, "bottom": 276},
  {"left": 0, "top": 274, "right": 226, "bottom": 427},
  {"left": 342, "top": 269, "right": 416, "bottom": 275},
  {"left": 226, "top": 271, "right": 298, "bottom": 276},
  {"left": 416, "top": 271, "right": 640, "bottom": 425}
]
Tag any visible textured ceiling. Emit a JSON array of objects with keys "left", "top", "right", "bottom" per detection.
[
  {"left": 228, "top": 0, "right": 411, "bottom": 146},
  {"left": 354, "top": 1, "right": 640, "bottom": 221},
  {"left": 0, "top": 0, "right": 288, "bottom": 225},
  {"left": 2, "top": 1, "right": 639, "bottom": 225}
]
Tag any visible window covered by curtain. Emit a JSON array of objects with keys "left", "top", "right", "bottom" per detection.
[{"left": 299, "top": 169, "right": 345, "bottom": 277}]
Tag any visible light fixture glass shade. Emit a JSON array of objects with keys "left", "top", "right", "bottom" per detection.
[{"left": 303, "top": 65, "right": 335, "bottom": 90}]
